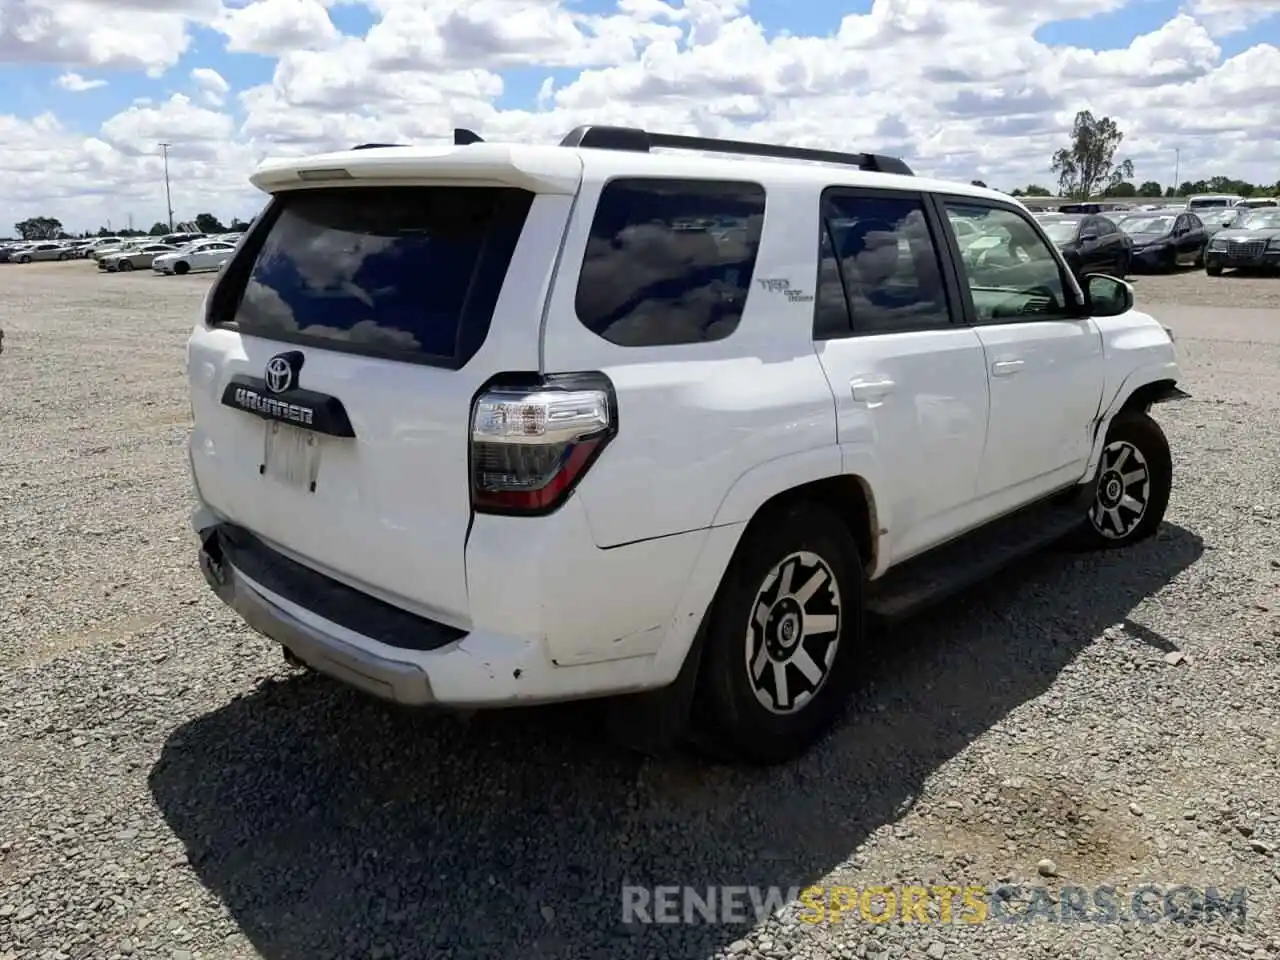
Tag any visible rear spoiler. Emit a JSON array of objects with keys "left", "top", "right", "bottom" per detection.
[{"left": 1151, "top": 384, "right": 1191, "bottom": 404}]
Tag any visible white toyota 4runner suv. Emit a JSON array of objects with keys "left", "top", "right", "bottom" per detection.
[{"left": 188, "top": 125, "right": 1185, "bottom": 764}]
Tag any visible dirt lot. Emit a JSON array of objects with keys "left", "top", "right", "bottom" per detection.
[
  {"left": 1128, "top": 266, "right": 1280, "bottom": 310},
  {"left": 1, "top": 261, "right": 1279, "bottom": 960}
]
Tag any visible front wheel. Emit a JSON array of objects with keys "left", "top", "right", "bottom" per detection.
[
  {"left": 173, "top": 261, "right": 190, "bottom": 275},
  {"left": 16, "top": 255, "right": 30, "bottom": 264},
  {"left": 1206, "top": 264, "right": 1223, "bottom": 277},
  {"left": 1071, "top": 412, "right": 1172, "bottom": 551},
  {"left": 691, "top": 501, "right": 864, "bottom": 765},
  {"left": 118, "top": 259, "right": 134, "bottom": 272}
]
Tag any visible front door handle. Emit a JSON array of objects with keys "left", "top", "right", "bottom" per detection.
[
  {"left": 851, "top": 377, "right": 896, "bottom": 402},
  {"left": 991, "top": 359, "right": 1025, "bottom": 376}
]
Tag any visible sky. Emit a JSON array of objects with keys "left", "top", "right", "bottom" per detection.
[{"left": 0, "top": 0, "right": 1277, "bottom": 233}]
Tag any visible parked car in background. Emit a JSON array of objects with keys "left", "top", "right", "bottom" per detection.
[
  {"left": 1237, "top": 197, "right": 1278, "bottom": 209},
  {"left": 0, "top": 242, "right": 35, "bottom": 263},
  {"left": 99, "top": 243, "right": 179, "bottom": 272},
  {"left": 1036, "top": 213, "right": 1132, "bottom": 277},
  {"left": 80, "top": 237, "right": 125, "bottom": 259},
  {"left": 1115, "top": 210, "right": 1207, "bottom": 271},
  {"left": 154, "top": 239, "right": 239, "bottom": 275},
  {"left": 159, "top": 232, "right": 206, "bottom": 247},
  {"left": 8, "top": 241, "right": 67, "bottom": 263},
  {"left": 1186, "top": 195, "right": 1243, "bottom": 230},
  {"left": 1204, "top": 209, "right": 1280, "bottom": 276}
]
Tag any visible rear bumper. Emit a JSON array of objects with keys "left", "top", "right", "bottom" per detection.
[
  {"left": 199, "top": 540, "right": 440, "bottom": 705},
  {"left": 192, "top": 502, "right": 737, "bottom": 708}
]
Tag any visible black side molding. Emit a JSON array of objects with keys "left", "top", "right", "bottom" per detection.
[{"left": 220, "top": 374, "right": 356, "bottom": 437}]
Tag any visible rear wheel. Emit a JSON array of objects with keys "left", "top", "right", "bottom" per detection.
[
  {"left": 691, "top": 501, "right": 864, "bottom": 765},
  {"left": 1071, "top": 411, "right": 1171, "bottom": 551}
]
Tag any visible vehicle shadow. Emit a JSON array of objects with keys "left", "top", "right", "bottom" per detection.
[{"left": 149, "top": 523, "right": 1204, "bottom": 960}]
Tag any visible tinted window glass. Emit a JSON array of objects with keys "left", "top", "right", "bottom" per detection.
[
  {"left": 813, "top": 222, "right": 852, "bottom": 339},
  {"left": 822, "top": 193, "right": 950, "bottom": 334},
  {"left": 1040, "top": 219, "right": 1080, "bottom": 244},
  {"left": 575, "top": 178, "right": 765, "bottom": 347},
  {"left": 224, "top": 186, "right": 533, "bottom": 367},
  {"left": 945, "top": 202, "right": 1072, "bottom": 322},
  {"left": 1095, "top": 217, "right": 1118, "bottom": 234}
]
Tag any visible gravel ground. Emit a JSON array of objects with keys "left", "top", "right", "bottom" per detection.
[
  {"left": 1130, "top": 264, "right": 1280, "bottom": 310},
  {"left": 2, "top": 262, "right": 1279, "bottom": 960}
]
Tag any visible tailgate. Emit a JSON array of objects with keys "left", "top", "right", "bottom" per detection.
[{"left": 187, "top": 174, "right": 576, "bottom": 628}]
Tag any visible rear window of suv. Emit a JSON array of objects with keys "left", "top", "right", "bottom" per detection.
[
  {"left": 215, "top": 186, "right": 534, "bottom": 368},
  {"left": 575, "top": 178, "right": 766, "bottom": 347}
]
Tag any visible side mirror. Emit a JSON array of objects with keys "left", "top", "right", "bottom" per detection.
[{"left": 1085, "top": 274, "right": 1133, "bottom": 317}]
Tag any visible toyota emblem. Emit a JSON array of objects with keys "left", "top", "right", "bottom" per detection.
[{"left": 264, "top": 352, "right": 303, "bottom": 394}]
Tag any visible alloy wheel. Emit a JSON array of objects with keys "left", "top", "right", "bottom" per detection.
[
  {"left": 1089, "top": 440, "right": 1151, "bottom": 539},
  {"left": 744, "top": 551, "right": 842, "bottom": 715}
]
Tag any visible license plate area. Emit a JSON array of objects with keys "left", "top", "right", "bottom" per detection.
[{"left": 261, "top": 421, "right": 324, "bottom": 492}]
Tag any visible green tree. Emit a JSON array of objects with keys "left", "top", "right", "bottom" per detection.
[
  {"left": 1137, "top": 181, "right": 1164, "bottom": 198},
  {"left": 229, "top": 218, "right": 251, "bottom": 232},
  {"left": 194, "top": 212, "right": 227, "bottom": 234},
  {"left": 14, "top": 216, "right": 63, "bottom": 240},
  {"left": 1104, "top": 181, "right": 1136, "bottom": 197},
  {"left": 970, "top": 179, "right": 988, "bottom": 188},
  {"left": 1050, "top": 111, "right": 1134, "bottom": 199},
  {"left": 149, "top": 222, "right": 168, "bottom": 236}
]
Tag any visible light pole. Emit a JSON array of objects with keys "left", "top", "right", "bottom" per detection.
[
  {"left": 1173, "top": 147, "right": 1180, "bottom": 198},
  {"left": 159, "top": 142, "right": 174, "bottom": 232}
]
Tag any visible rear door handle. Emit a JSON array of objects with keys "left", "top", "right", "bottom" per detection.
[
  {"left": 851, "top": 377, "right": 896, "bottom": 402},
  {"left": 991, "top": 359, "right": 1025, "bottom": 377}
]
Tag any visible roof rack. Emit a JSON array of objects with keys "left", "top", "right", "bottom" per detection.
[{"left": 556, "top": 124, "right": 913, "bottom": 176}]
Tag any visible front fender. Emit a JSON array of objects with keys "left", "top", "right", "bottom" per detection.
[{"left": 1084, "top": 360, "right": 1182, "bottom": 477}]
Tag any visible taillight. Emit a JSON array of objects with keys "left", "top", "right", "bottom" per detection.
[{"left": 470, "top": 373, "right": 616, "bottom": 515}]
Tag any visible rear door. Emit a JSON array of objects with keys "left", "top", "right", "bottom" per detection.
[
  {"left": 810, "top": 188, "right": 990, "bottom": 563},
  {"left": 188, "top": 163, "right": 580, "bottom": 628}
]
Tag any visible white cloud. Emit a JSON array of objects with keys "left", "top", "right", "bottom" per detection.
[
  {"left": 1185, "top": 0, "right": 1280, "bottom": 35},
  {"left": 216, "top": 0, "right": 342, "bottom": 55},
  {"left": 55, "top": 72, "right": 107, "bottom": 92},
  {"left": 0, "top": 0, "right": 219, "bottom": 73},
  {"left": 3, "top": 0, "right": 1279, "bottom": 231},
  {"left": 191, "top": 67, "right": 231, "bottom": 107}
]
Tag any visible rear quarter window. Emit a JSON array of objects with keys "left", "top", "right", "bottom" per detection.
[
  {"left": 215, "top": 186, "right": 534, "bottom": 369},
  {"left": 574, "top": 178, "right": 766, "bottom": 347}
]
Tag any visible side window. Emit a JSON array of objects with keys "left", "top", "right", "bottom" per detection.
[
  {"left": 943, "top": 202, "right": 1073, "bottom": 323},
  {"left": 574, "top": 178, "right": 765, "bottom": 347},
  {"left": 813, "top": 221, "right": 852, "bottom": 339},
  {"left": 820, "top": 192, "right": 951, "bottom": 335},
  {"left": 1096, "top": 217, "right": 1118, "bottom": 235}
]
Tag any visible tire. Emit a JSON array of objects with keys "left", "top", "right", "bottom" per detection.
[
  {"left": 17, "top": 255, "right": 30, "bottom": 264},
  {"left": 173, "top": 261, "right": 190, "bottom": 276},
  {"left": 691, "top": 501, "right": 864, "bottom": 765},
  {"left": 118, "top": 259, "right": 134, "bottom": 272},
  {"left": 1206, "top": 264, "right": 1223, "bottom": 277},
  {"left": 1115, "top": 253, "right": 1129, "bottom": 279},
  {"left": 1071, "top": 411, "right": 1172, "bottom": 551}
]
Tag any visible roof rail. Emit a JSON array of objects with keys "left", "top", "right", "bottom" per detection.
[{"left": 557, "top": 125, "right": 913, "bottom": 176}]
